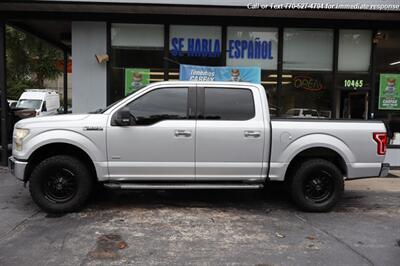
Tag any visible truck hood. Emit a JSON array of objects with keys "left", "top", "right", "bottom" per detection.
[{"left": 15, "top": 114, "right": 100, "bottom": 129}]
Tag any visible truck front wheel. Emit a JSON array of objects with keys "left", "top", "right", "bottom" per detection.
[
  {"left": 29, "top": 155, "right": 93, "bottom": 213},
  {"left": 290, "top": 159, "right": 344, "bottom": 212}
]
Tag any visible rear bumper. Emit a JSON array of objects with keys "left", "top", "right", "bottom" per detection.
[
  {"left": 379, "top": 163, "right": 390, "bottom": 177},
  {"left": 347, "top": 162, "right": 389, "bottom": 180},
  {"left": 8, "top": 156, "right": 27, "bottom": 181},
  {"left": 346, "top": 162, "right": 391, "bottom": 179}
]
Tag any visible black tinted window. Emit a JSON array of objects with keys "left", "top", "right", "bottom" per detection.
[
  {"left": 127, "top": 88, "right": 188, "bottom": 125},
  {"left": 204, "top": 88, "right": 255, "bottom": 120}
]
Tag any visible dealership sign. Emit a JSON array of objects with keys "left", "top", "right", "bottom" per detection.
[{"left": 379, "top": 73, "right": 400, "bottom": 110}]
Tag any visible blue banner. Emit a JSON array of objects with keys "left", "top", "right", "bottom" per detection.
[{"left": 179, "top": 64, "right": 261, "bottom": 84}]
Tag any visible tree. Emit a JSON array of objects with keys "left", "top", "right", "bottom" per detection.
[{"left": 5, "top": 26, "right": 62, "bottom": 99}]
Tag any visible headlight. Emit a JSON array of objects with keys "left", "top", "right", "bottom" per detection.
[{"left": 14, "top": 128, "right": 30, "bottom": 151}]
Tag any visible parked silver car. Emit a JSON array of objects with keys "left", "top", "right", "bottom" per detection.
[{"left": 285, "top": 108, "right": 321, "bottom": 118}]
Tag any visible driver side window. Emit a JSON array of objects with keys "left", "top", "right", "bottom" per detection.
[{"left": 126, "top": 87, "right": 188, "bottom": 125}]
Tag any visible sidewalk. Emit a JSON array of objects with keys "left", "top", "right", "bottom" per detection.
[{"left": 345, "top": 171, "right": 400, "bottom": 192}]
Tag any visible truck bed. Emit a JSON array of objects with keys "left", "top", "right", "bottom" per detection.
[{"left": 268, "top": 118, "right": 387, "bottom": 181}]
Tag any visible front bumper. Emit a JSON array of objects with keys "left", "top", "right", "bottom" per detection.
[
  {"left": 8, "top": 156, "right": 27, "bottom": 181},
  {"left": 379, "top": 163, "right": 390, "bottom": 177}
]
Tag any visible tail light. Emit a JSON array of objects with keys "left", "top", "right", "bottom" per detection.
[{"left": 373, "top": 132, "right": 388, "bottom": 155}]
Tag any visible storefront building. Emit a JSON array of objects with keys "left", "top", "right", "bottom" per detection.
[
  {"left": 0, "top": 1, "right": 400, "bottom": 165},
  {"left": 109, "top": 21, "right": 400, "bottom": 122}
]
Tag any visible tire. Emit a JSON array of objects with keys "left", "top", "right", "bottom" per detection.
[
  {"left": 29, "top": 155, "right": 93, "bottom": 213},
  {"left": 290, "top": 159, "right": 344, "bottom": 212}
]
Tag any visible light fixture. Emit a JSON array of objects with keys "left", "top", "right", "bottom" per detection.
[
  {"left": 373, "top": 32, "right": 386, "bottom": 44},
  {"left": 267, "top": 74, "right": 293, "bottom": 78},
  {"left": 95, "top": 54, "right": 109, "bottom": 64},
  {"left": 389, "top": 61, "right": 400, "bottom": 66},
  {"left": 261, "top": 81, "right": 292, "bottom": 85}
]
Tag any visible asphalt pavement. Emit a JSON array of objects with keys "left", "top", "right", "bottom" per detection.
[{"left": 0, "top": 167, "right": 399, "bottom": 266}]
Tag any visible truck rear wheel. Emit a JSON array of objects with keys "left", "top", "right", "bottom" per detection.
[
  {"left": 290, "top": 159, "right": 344, "bottom": 212},
  {"left": 29, "top": 155, "right": 93, "bottom": 213}
]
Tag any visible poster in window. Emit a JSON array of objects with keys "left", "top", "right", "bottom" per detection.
[
  {"left": 379, "top": 73, "right": 400, "bottom": 110},
  {"left": 124, "top": 68, "right": 150, "bottom": 96},
  {"left": 179, "top": 64, "right": 261, "bottom": 84}
]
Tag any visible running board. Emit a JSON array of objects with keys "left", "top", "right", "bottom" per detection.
[{"left": 103, "top": 182, "right": 263, "bottom": 190}]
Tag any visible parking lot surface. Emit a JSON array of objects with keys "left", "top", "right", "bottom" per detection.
[{"left": 0, "top": 167, "right": 399, "bottom": 266}]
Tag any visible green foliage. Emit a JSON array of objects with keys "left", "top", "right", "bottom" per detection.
[{"left": 5, "top": 26, "right": 62, "bottom": 99}]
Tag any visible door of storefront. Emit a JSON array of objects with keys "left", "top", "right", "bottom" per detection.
[{"left": 340, "top": 91, "right": 369, "bottom": 119}]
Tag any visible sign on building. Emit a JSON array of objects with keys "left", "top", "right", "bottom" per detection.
[
  {"left": 170, "top": 25, "right": 222, "bottom": 58},
  {"left": 226, "top": 27, "right": 277, "bottom": 70},
  {"left": 125, "top": 68, "right": 150, "bottom": 95},
  {"left": 179, "top": 64, "right": 261, "bottom": 84},
  {"left": 379, "top": 73, "right": 400, "bottom": 110}
]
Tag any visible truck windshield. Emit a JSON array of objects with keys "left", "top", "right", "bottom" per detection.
[
  {"left": 16, "top": 99, "right": 42, "bottom": 110},
  {"left": 94, "top": 98, "right": 124, "bottom": 114},
  {"left": 98, "top": 87, "right": 146, "bottom": 114}
]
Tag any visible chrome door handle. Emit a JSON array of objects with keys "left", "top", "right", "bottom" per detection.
[
  {"left": 174, "top": 130, "right": 192, "bottom": 137},
  {"left": 244, "top": 130, "right": 261, "bottom": 138}
]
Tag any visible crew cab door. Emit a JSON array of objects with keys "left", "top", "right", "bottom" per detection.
[
  {"left": 195, "top": 86, "right": 266, "bottom": 181},
  {"left": 106, "top": 86, "right": 196, "bottom": 180}
]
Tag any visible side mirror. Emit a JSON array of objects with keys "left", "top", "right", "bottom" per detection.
[{"left": 114, "top": 107, "right": 135, "bottom": 126}]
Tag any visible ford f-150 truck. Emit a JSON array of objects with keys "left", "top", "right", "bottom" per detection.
[{"left": 8, "top": 81, "right": 390, "bottom": 213}]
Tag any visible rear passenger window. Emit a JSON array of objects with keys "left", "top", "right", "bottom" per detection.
[{"left": 204, "top": 88, "right": 255, "bottom": 120}]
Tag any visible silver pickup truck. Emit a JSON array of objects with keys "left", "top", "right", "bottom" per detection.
[{"left": 8, "top": 81, "right": 389, "bottom": 213}]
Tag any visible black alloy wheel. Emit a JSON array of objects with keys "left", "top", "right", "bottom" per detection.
[
  {"left": 303, "top": 170, "right": 334, "bottom": 204},
  {"left": 290, "top": 158, "right": 344, "bottom": 212},
  {"left": 42, "top": 168, "right": 78, "bottom": 203},
  {"left": 29, "top": 155, "right": 94, "bottom": 213}
]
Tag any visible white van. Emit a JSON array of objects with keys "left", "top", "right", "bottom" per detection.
[{"left": 16, "top": 90, "right": 60, "bottom": 117}]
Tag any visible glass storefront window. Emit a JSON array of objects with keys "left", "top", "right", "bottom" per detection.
[
  {"left": 283, "top": 28, "right": 333, "bottom": 71},
  {"left": 169, "top": 25, "right": 222, "bottom": 65},
  {"left": 262, "top": 72, "right": 278, "bottom": 116},
  {"left": 111, "top": 23, "right": 164, "bottom": 103},
  {"left": 338, "top": 30, "right": 372, "bottom": 72},
  {"left": 226, "top": 27, "right": 278, "bottom": 115},
  {"left": 108, "top": 24, "right": 382, "bottom": 122},
  {"left": 226, "top": 27, "right": 277, "bottom": 70},
  {"left": 168, "top": 25, "right": 222, "bottom": 81},
  {"left": 374, "top": 30, "right": 400, "bottom": 73},
  {"left": 112, "top": 23, "right": 164, "bottom": 48},
  {"left": 282, "top": 28, "right": 333, "bottom": 118},
  {"left": 281, "top": 72, "right": 333, "bottom": 119},
  {"left": 373, "top": 30, "right": 400, "bottom": 134}
]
